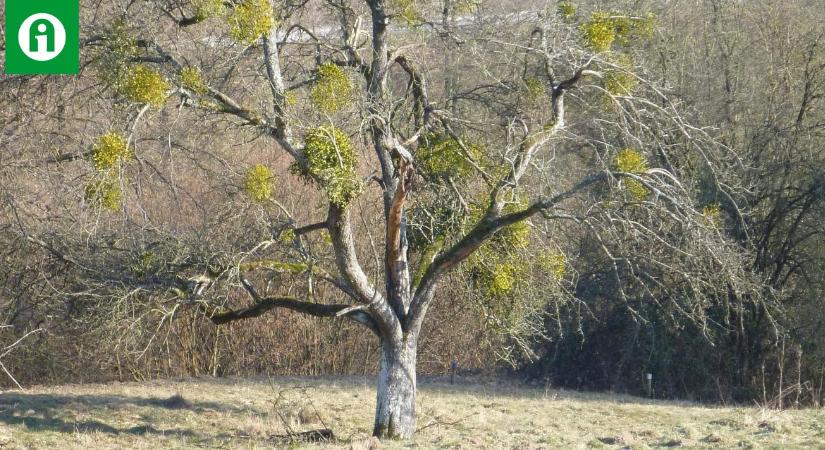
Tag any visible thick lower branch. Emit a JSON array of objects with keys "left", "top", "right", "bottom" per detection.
[
  {"left": 295, "top": 221, "right": 327, "bottom": 236},
  {"left": 209, "top": 297, "right": 378, "bottom": 334}
]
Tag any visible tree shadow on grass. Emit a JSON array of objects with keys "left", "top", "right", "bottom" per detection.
[
  {"left": 0, "top": 392, "right": 240, "bottom": 413},
  {"left": 0, "top": 389, "right": 341, "bottom": 446},
  {"left": 0, "top": 392, "right": 241, "bottom": 438},
  {"left": 0, "top": 413, "right": 197, "bottom": 437}
]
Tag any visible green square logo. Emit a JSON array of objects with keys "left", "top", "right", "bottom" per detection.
[{"left": 4, "top": 0, "right": 79, "bottom": 74}]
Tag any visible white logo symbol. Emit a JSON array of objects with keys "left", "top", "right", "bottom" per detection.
[{"left": 17, "top": 13, "right": 66, "bottom": 62}]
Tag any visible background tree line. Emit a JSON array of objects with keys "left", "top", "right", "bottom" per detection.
[
  {"left": 526, "top": 0, "right": 825, "bottom": 406},
  {"left": 0, "top": 0, "right": 823, "bottom": 409}
]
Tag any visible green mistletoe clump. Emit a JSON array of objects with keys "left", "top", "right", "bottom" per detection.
[
  {"left": 539, "top": 250, "right": 567, "bottom": 281},
  {"left": 95, "top": 21, "right": 139, "bottom": 89},
  {"left": 603, "top": 53, "right": 638, "bottom": 96},
  {"left": 417, "top": 133, "right": 483, "bottom": 181},
  {"left": 85, "top": 177, "right": 124, "bottom": 211},
  {"left": 120, "top": 65, "right": 170, "bottom": 107},
  {"left": 581, "top": 11, "right": 656, "bottom": 52},
  {"left": 228, "top": 0, "right": 274, "bottom": 45},
  {"left": 310, "top": 63, "right": 353, "bottom": 114},
  {"left": 296, "top": 126, "right": 361, "bottom": 207},
  {"left": 558, "top": 1, "right": 576, "bottom": 20},
  {"left": 179, "top": 66, "right": 208, "bottom": 95},
  {"left": 86, "top": 132, "right": 131, "bottom": 212},
  {"left": 193, "top": 0, "right": 226, "bottom": 21},
  {"left": 92, "top": 132, "right": 132, "bottom": 171},
  {"left": 392, "top": 0, "right": 423, "bottom": 25},
  {"left": 614, "top": 148, "right": 650, "bottom": 199},
  {"left": 244, "top": 164, "right": 275, "bottom": 202}
]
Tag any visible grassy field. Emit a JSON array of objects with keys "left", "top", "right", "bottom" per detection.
[{"left": 0, "top": 376, "right": 823, "bottom": 449}]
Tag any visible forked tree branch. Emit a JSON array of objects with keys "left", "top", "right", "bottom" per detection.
[
  {"left": 407, "top": 171, "right": 611, "bottom": 333},
  {"left": 328, "top": 205, "right": 402, "bottom": 340},
  {"left": 493, "top": 62, "right": 600, "bottom": 200}
]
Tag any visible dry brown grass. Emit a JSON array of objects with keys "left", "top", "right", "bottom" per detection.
[{"left": 0, "top": 376, "right": 823, "bottom": 449}]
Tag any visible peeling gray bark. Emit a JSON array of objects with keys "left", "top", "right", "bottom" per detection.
[{"left": 373, "top": 334, "right": 417, "bottom": 439}]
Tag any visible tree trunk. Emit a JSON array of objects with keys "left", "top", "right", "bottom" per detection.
[{"left": 373, "top": 334, "right": 417, "bottom": 439}]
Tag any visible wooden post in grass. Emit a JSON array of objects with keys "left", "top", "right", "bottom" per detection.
[
  {"left": 450, "top": 359, "right": 458, "bottom": 385},
  {"left": 646, "top": 373, "right": 653, "bottom": 398}
]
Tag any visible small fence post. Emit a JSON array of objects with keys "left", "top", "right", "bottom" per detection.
[{"left": 450, "top": 359, "right": 458, "bottom": 385}]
